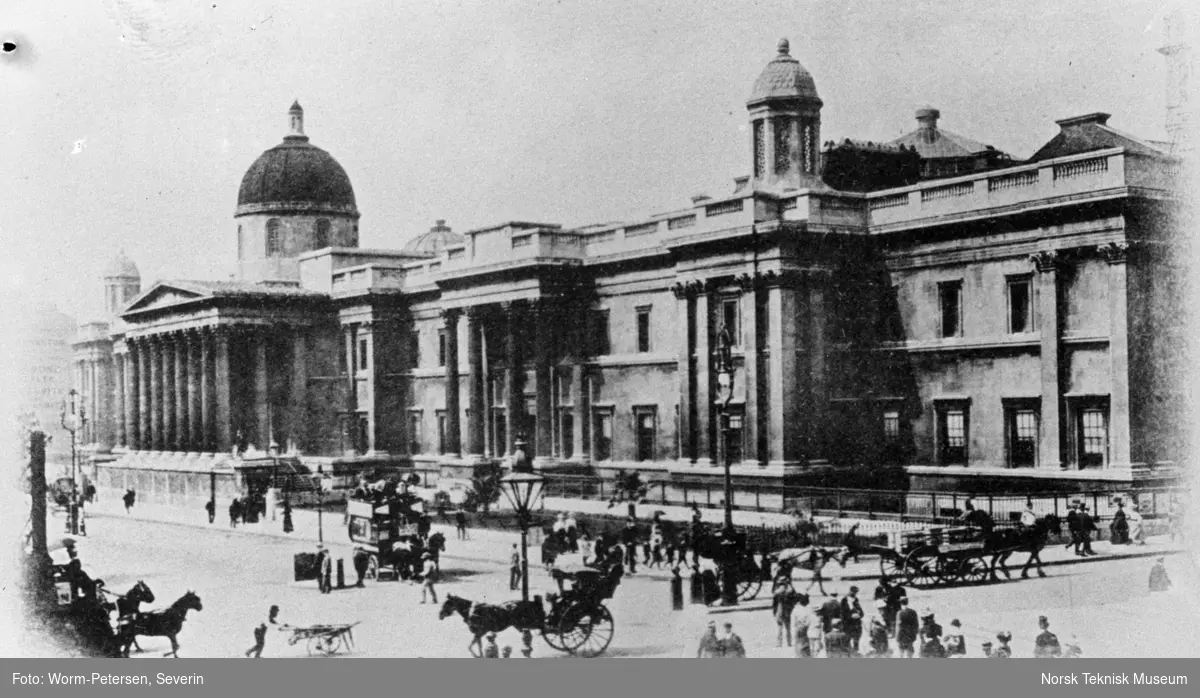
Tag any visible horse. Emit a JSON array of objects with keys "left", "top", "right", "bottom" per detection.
[
  {"left": 117, "top": 590, "right": 202, "bottom": 658},
  {"left": 439, "top": 594, "right": 541, "bottom": 657},
  {"left": 984, "top": 514, "right": 1061, "bottom": 581},
  {"left": 104, "top": 580, "right": 155, "bottom": 653}
]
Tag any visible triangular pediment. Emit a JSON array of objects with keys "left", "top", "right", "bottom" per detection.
[{"left": 121, "top": 281, "right": 213, "bottom": 315}]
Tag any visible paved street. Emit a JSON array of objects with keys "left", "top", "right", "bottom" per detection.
[{"left": 65, "top": 511, "right": 1200, "bottom": 658}]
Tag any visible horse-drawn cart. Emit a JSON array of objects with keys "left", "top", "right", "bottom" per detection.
[
  {"left": 874, "top": 526, "right": 992, "bottom": 588},
  {"left": 283, "top": 622, "right": 359, "bottom": 656}
]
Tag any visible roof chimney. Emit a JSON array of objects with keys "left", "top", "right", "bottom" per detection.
[{"left": 1055, "top": 113, "right": 1111, "bottom": 130}]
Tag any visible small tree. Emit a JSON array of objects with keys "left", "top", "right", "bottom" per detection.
[
  {"left": 607, "top": 469, "right": 649, "bottom": 509},
  {"left": 463, "top": 462, "right": 503, "bottom": 514}
]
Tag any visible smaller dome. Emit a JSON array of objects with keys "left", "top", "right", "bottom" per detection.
[
  {"left": 104, "top": 249, "right": 140, "bottom": 279},
  {"left": 402, "top": 220, "right": 464, "bottom": 257},
  {"left": 748, "top": 38, "right": 820, "bottom": 107}
]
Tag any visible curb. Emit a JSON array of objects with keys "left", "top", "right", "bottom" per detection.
[{"left": 705, "top": 546, "right": 1185, "bottom": 615}]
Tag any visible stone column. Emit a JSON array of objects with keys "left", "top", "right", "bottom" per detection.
[
  {"left": 738, "top": 274, "right": 762, "bottom": 466},
  {"left": 149, "top": 338, "right": 164, "bottom": 451},
  {"left": 673, "top": 282, "right": 696, "bottom": 464},
  {"left": 571, "top": 362, "right": 588, "bottom": 464},
  {"left": 1100, "top": 243, "right": 1131, "bottom": 467},
  {"left": 214, "top": 327, "right": 233, "bottom": 452},
  {"left": 253, "top": 328, "right": 270, "bottom": 450},
  {"left": 442, "top": 309, "right": 462, "bottom": 458},
  {"left": 466, "top": 308, "right": 487, "bottom": 460},
  {"left": 504, "top": 302, "right": 523, "bottom": 456},
  {"left": 161, "top": 337, "right": 176, "bottom": 451},
  {"left": 186, "top": 331, "right": 201, "bottom": 452},
  {"left": 290, "top": 328, "right": 309, "bottom": 454},
  {"left": 174, "top": 332, "right": 187, "bottom": 451},
  {"left": 1031, "top": 251, "right": 1064, "bottom": 469},
  {"left": 342, "top": 324, "right": 358, "bottom": 455},
  {"left": 138, "top": 340, "right": 151, "bottom": 451},
  {"left": 533, "top": 300, "right": 555, "bottom": 467},
  {"left": 114, "top": 353, "right": 127, "bottom": 448},
  {"left": 695, "top": 284, "right": 713, "bottom": 466},
  {"left": 124, "top": 344, "right": 139, "bottom": 450},
  {"left": 806, "top": 271, "right": 830, "bottom": 462},
  {"left": 767, "top": 272, "right": 802, "bottom": 467}
]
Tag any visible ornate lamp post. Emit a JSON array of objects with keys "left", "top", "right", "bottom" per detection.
[
  {"left": 500, "top": 445, "right": 544, "bottom": 603},
  {"left": 60, "top": 389, "right": 86, "bottom": 536},
  {"left": 713, "top": 324, "right": 738, "bottom": 605}
]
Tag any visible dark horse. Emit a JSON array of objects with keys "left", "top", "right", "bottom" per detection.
[
  {"left": 984, "top": 514, "right": 1062, "bottom": 581},
  {"left": 104, "top": 581, "right": 155, "bottom": 653},
  {"left": 439, "top": 594, "right": 542, "bottom": 657},
  {"left": 118, "top": 590, "right": 202, "bottom": 657}
]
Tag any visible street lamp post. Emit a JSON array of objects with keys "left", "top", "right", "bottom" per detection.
[
  {"left": 500, "top": 443, "right": 544, "bottom": 603},
  {"left": 713, "top": 325, "right": 738, "bottom": 606},
  {"left": 60, "top": 389, "right": 87, "bottom": 536},
  {"left": 316, "top": 465, "right": 325, "bottom": 544}
]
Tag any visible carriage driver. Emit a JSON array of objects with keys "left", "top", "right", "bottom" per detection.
[{"left": 1019, "top": 500, "right": 1037, "bottom": 531}]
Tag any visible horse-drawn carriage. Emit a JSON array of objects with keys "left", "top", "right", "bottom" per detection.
[
  {"left": 440, "top": 558, "right": 622, "bottom": 657},
  {"left": 283, "top": 622, "right": 359, "bottom": 656},
  {"left": 688, "top": 526, "right": 765, "bottom": 601},
  {"left": 347, "top": 488, "right": 441, "bottom": 581}
]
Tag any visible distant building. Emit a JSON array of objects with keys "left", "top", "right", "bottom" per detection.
[
  {"left": 14, "top": 301, "right": 76, "bottom": 467},
  {"left": 75, "top": 35, "right": 1188, "bottom": 509}
]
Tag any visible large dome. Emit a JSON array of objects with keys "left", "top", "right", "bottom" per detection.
[
  {"left": 104, "top": 249, "right": 140, "bottom": 279},
  {"left": 748, "top": 39, "right": 821, "bottom": 107},
  {"left": 236, "top": 102, "right": 357, "bottom": 213}
]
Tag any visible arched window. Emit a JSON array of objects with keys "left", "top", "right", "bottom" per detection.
[
  {"left": 348, "top": 223, "right": 359, "bottom": 247},
  {"left": 315, "top": 218, "right": 331, "bottom": 249},
  {"left": 266, "top": 218, "right": 282, "bottom": 256},
  {"left": 237, "top": 225, "right": 243, "bottom": 259}
]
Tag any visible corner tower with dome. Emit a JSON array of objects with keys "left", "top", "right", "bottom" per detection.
[{"left": 76, "top": 36, "right": 1186, "bottom": 514}]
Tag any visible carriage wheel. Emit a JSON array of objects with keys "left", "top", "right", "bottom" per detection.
[
  {"left": 957, "top": 555, "right": 991, "bottom": 585},
  {"left": 903, "top": 549, "right": 939, "bottom": 588},
  {"left": 365, "top": 555, "right": 379, "bottom": 581},
  {"left": 307, "top": 635, "right": 341, "bottom": 656},
  {"left": 878, "top": 553, "right": 905, "bottom": 583},
  {"left": 559, "top": 605, "right": 614, "bottom": 658},
  {"left": 541, "top": 623, "right": 569, "bottom": 652},
  {"left": 736, "top": 556, "right": 763, "bottom": 601},
  {"left": 933, "top": 556, "right": 960, "bottom": 586}
]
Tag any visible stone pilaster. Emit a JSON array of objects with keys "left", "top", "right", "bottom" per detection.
[
  {"left": 532, "top": 300, "right": 555, "bottom": 468},
  {"left": 290, "top": 328, "right": 309, "bottom": 455},
  {"left": 695, "top": 284, "right": 713, "bottom": 466},
  {"left": 672, "top": 281, "right": 701, "bottom": 464},
  {"left": 253, "top": 328, "right": 270, "bottom": 449},
  {"left": 766, "top": 271, "right": 803, "bottom": 467},
  {"left": 504, "top": 302, "right": 523, "bottom": 457},
  {"left": 442, "top": 309, "right": 462, "bottom": 458},
  {"left": 737, "top": 273, "right": 763, "bottom": 466},
  {"left": 1031, "top": 250, "right": 1066, "bottom": 469},
  {"left": 1099, "top": 242, "right": 1131, "bottom": 467},
  {"left": 466, "top": 308, "right": 487, "bottom": 460}
]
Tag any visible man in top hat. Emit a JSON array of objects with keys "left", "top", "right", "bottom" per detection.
[
  {"left": 1077, "top": 504, "right": 1097, "bottom": 556},
  {"left": 419, "top": 551, "right": 439, "bottom": 604},
  {"left": 1065, "top": 500, "right": 1082, "bottom": 555},
  {"left": 1034, "top": 615, "right": 1062, "bottom": 658}
]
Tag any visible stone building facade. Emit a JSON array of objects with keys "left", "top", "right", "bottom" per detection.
[{"left": 75, "top": 36, "right": 1189, "bottom": 503}]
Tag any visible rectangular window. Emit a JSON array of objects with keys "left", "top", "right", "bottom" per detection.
[
  {"left": 410, "top": 331, "right": 420, "bottom": 368},
  {"left": 408, "top": 412, "right": 423, "bottom": 455},
  {"left": 721, "top": 298, "right": 740, "bottom": 346},
  {"left": 636, "top": 306, "right": 652, "bottom": 352},
  {"left": 560, "top": 410, "right": 574, "bottom": 460},
  {"left": 1004, "top": 400, "right": 1039, "bottom": 468},
  {"left": 438, "top": 330, "right": 447, "bottom": 367},
  {"left": 591, "top": 310, "right": 611, "bottom": 356},
  {"left": 883, "top": 410, "right": 901, "bottom": 443},
  {"left": 936, "top": 401, "right": 969, "bottom": 465},
  {"left": 634, "top": 407, "right": 656, "bottom": 462},
  {"left": 1079, "top": 407, "right": 1108, "bottom": 468},
  {"left": 437, "top": 411, "right": 448, "bottom": 455},
  {"left": 358, "top": 338, "right": 368, "bottom": 371},
  {"left": 593, "top": 409, "right": 613, "bottom": 462},
  {"left": 938, "top": 281, "right": 962, "bottom": 338},
  {"left": 880, "top": 406, "right": 906, "bottom": 465},
  {"left": 1008, "top": 276, "right": 1032, "bottom": 334}
]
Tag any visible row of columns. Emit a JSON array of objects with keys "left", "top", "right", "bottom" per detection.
[
  {"left": 119, "top": 327, "right": 231, "bottom": 453},
  {"left": 74, "top": 354, "right": 111, "bottom": 446}
]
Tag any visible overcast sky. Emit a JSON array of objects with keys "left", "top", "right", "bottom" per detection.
[{"left": 0, "top": 0, "right": 1187, "bottom": 321}]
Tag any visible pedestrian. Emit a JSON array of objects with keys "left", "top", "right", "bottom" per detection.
[
  {"left": 509, "top": 544, "right": 522, "bottom": 591},
  {"left": 919, "top": 610, "right": 945, "bottom": 658},
  {"left": 718, "top": 622, "right": 746, "bottom": 658},
  {"left": 1110, "top": 500, "right": 1129, "bottom": 545},
  {"left": 1065, "top": 501, "right": 1082, "bottom": 554},
  {"left": 245, "top": 620, "right": 268, "bottom": 658},
  {"left": 123, "top": 489, "right": 136, "bottom": 513},
  {"left": 521, "top": 629, "right": 534, "bottom": 658},
  {"left": 981, "top": 641, "right": 994, "bottom": 658},
  {"left": 824, "top": 618, "right": 851, "bottom": 658},
  {"left": 502, "top": 646, "right": 513, "bottom": 658},
  {"left": 944, "top": 619, "right": 966, "bottom": 657},
  {"left": 455, "top": 509, "right": 469, "bottom": 541},
  {"left": 841, "top": 585, "right": 864, "bottom": 653},
  {"left": 282, "top": 498, "right": 294, "bottom": 534},
  {"left": 994, "top": 631, "right": 1013, "bottom": 658},
  {"left": 229, "top": 498, "right": 241, "bottom": 528},
  {"left": 1168, "top": 497, "right": 1184, "bottom": 542},
  {"left": 650, "top": 529, "right": 664, "bottom": 569},
  {"left": 867, "top": 600, "right": 890, "bottom": 657},
  {"left": 895, "top": 598, "right": 919, "bottom": 658},
  {"left": 793, "top": 595, "right": 813, "bottom": 657},
  {"left": 1127, "top": 501, "right": 1146, "bottom": 545},
  {"left": 1034, "top": 615, "right": 1061, "bottom": 658},
  {"left": 566, "top": 512, "right": 579, "bottom": 553},
  {"left": 1149, "top": 557, "right": 1172, "bottom": 592},
  {"left": 1077, "top": 504, "right": 1097, "bottom": 555},
  {"left": 483, "top": 633, "right": 500, "bottom": 659},
  {"left": 807, "top": 607, "right": 826, "bottom": 657},
  {"left": 419, "top": 552, "right": 439, "bottom": 604},
  {"left": 317, "top": 545, "right": 332, "bottom": 594},
  {"left": 205, "top": 499, "right": 215, "bottom": 524},
  {"left": 818, "top": 590, "right": 842, "bottom": 633},
  {"left": 622, "top": 518, "right": 639, "bottom": 574},
  {"left": 886, "top": 579, "right": 907, "bottom": 638},
  {"left": 353, "top": 546, "right": 371, "bottom": 587},
  {"left": 772, "top": 578, "right": 804, "bottom": 647},
  {"left": 696, "top": 620, "right": 721, "bottom": 658}
]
